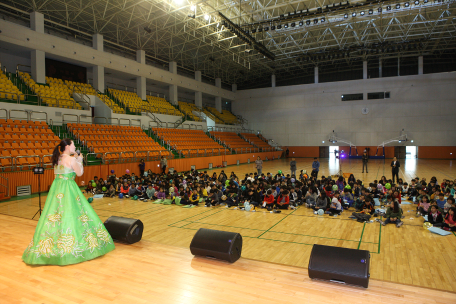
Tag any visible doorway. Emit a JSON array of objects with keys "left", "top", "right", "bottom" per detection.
[
  {"left": 394, "top": 146, "right": 406, "bottom": 159},
  {"left": 319, "top": 146, "right": 329, "bottom": 158},
  {"left": 329, "top": 146, "right": 338, "bottom": 159},
  {"left": 406, "top": 146, "right": 417, "bottom": 159}
]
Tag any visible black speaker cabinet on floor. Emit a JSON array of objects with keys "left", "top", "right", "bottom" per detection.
[
  {"left": 104, "top": 216, "right": 143, "bottom": 244},
  {"left": 308, "top": 244, "right": 370, "bottom": 288},
  {"left": 190, "top": 228, "right": 242, "bottom": 263}
]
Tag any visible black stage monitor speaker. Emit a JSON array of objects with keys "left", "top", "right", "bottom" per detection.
[
  {"left": 308, "top": 244, "right": 370, "bottom": 288},
  {"left": 190, "top": 228, "right": 242, "bottom": 263},
  {"left": 104, "top": 216, "right": 143, "bottom": 244}
]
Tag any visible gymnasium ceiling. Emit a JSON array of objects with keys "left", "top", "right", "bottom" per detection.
[{"left": 0, "top": 0, "right": 455, "bottom": 89}]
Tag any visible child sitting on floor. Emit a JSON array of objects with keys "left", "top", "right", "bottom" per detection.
[
  {"left": 427, "top": 205, "right": 443, "bottom": 227},
  {"left": 381, "top": 199, "right": 403, "bottom": 228},
  {"left": 327, "top": 192, "right": 342, "bottom": 215},
  {"left": 442, "top": 207, "right": 456, "bottom": 231}
]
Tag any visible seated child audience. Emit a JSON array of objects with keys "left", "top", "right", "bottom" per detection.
[{"left": 381, "top": 200, "right": 403, "bottom": 228}]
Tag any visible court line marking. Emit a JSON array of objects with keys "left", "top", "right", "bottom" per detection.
[{"left": 358, "top": 222, "right": 366, "bottom": 250}]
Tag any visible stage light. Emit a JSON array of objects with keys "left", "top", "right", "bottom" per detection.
[
  {"left": 321, "top": 17, "right": 325, "bottom": 22},
  {"left": 424, "top": 0, "right": 428, "bottom": 3},
  {"left": 314, "top": 18, "right": 318, "bottom": 24},
  {"left": 369, "top": 9, "right": 373, "bottom": 14},
  {"left": 190, "top": 5, "right": 196, "bottom": 11},
  {"left": 360, "top": 11, "right": 365, "bottom": 16},
  {"left": 271, "top": 25, "right": 276, "bottom": 30},
  {"left": 291, "top": 22, "right": 295, "bottom": 27},
  {"left": 284, "top": 23, "right": 288, "bottom": 28},
  {"left": 411, "top": 140, "right": 414, "bottom": 143},
  {"left": 306, "top": 20, "right": 311, "bottom": 25},
  {"left": 387, "top": 5, "right": 391, "bottom": 10},
  {"left": 204, "top": 14, "right": 210, "bottom": 20},
  {"left": 405, "top": 2, "right": 410, "bottom": 6},
  {"left": 258, "top": 27, "right": 263, "bottom": 32},
  {"left": 322, "top": 141, "right": 325, "bottom": 143},
  {"left": 396, "top": 4, "right": 400, "bottom": 9},
  {"left": 299, "top": 21, "right": 304, "bottom": 26},
  {"left": 344, "top": 13, "right": 348, "bottom": 18},
  {"left": 378, "top": 7, "right": 382, "bottom": 12},
  {"left": 277, "top": 24, "right": 282, "bottom": 29},
  {"left": 414, "top": 0, "right": 419, "bottom": 4},
  {"left": 264, "top": 26, "right": 269, "bottom": 31},
  {"left": 352, "top": 12, "right": 356, "bottom": 17}
]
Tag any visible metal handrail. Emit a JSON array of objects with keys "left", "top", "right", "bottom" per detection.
[
  {"left": 84, "top": 153, "right": 99, "bottom": 166},
  {"left": 131, "top": 119, "right": 141, "bottom": 127},
  {"left": 14, "top": 155, "right": 40, "bottom": 170},
  {"left": 93, "top": 116, "right": 107, "bottom": 124},
  {"left": 30, "top": 111, "right": 48, "bottom": 123},
  {"left": 9, "top": 109, "right": 29, "bottom": 121},
  {"left": 0, "top": 156, "right": 14, "bottom": 174},
  {"left": 0, "top": 108, "right": 7, "bottom": 120},
  {"left": 119, "top": 118, "right": 131, "bottom": 126},
  {"left": 63, "top": 114, "right": 79, "bottom": 125},
  {"left": 102, "top": 152, "right": 122, "bottom": 164},
  {"left": 107, "top": 118, "right": 119, "bottom": 125},
  {"left": 79, "top": 114, "right": 92, "bottom": 124},
  {"left": 41, "top": 154, "right": 54, "bottom": 168}
]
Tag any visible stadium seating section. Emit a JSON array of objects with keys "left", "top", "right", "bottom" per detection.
[
  {"left": 210, "top": 131, "right": 255, "bottom": 149},
  {"left": 18, "top": 72, "right": 82, "bottom": 109},
  {"left": 147, "top": 95, "right": 184, "bottom": 117},
  {"left": 0, "top": 71, "right": 25, "bottom": 101},
  {"left": 206, "top": 107, "right": 240, "bottom": 125},
  {"left": 98, "top": 93, "right": 126, "bottom": 114},
  {"left": 0, "top": 119, "right": 61, "bottom": 170},
  {"left": 108, "top": 88, "right": 150, "bottom": 114},
  {"left": 178, "top": 102, "right": 202, "bottom": 122},
  {"left": 241, "top": 133, "right": 272, "bottom": 149},
  {"left": 152, "top": 128, "right": 229, "bottom": 156},
  {"left": 68, "top": 123, "right": 171, "bottom": 161},
  {"left": 203, "top": 109, "right": 223, "bottom": 124}
]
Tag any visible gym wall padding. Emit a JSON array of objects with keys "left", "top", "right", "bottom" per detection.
[{"left": 1, "top": 151, "right": 282, "bottom": 196}]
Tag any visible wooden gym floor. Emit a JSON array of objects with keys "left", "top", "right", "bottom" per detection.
[{"left": 1, "top": 158, "right": 456, "bottom": 299}]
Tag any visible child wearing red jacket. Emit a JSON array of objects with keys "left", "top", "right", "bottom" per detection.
[
  {"left": 277, "top": 190, "right": 295, "bottom": 210},
  {"left": 443, "top": 207, "right": 456, "bottom": 231},
  {"left": 262, "top": 190, "right": 275, "bottom": 208},
  {"left": 120, "top": 182, "right": 129, "bottom": 195}
]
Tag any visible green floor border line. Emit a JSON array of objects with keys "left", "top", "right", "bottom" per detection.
[
  {"left": 171, "top": 224, "right": 381, "bottom": 254},
  {"left": 178, "top": 210, "right": 225, "bottom": 228},
  {"left": 378, "top": 223, "right": 382, "bottom": 253},
  {"left": 167, "top": 208, "right": 216, "bottom": 226},
  {"left": 257, "top": 207, "right": 299, "bottom": 238},
  {"left": 357, "top": 222, "right": 366, "bottom": 249},
  {"left": 187, "top": 220, "right": 379, "bottom": 244}
]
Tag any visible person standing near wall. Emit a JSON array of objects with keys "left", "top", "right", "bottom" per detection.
[
  {"left": 362, "top": 152, "right": 369, "bottom": 173},
  {"left": 139, "top": 159, "right": 146, "bottom": 177},
  {"left": 286, "top": 148, "right": 290, "bottom": 158},
  {"left": 391, "top": 157, "right": 400, "bottom": 183},
  {"left": 290, "top": 158, "right": 297, "bottom": 177},
  {"left": 255, "top": 156, "right": 263, "bottom": 176},
  {"left": 160, "top": 156, "right": 167, "bottom": 174},
  {"left": 312, "top": 157, "right": 320, "bottom": 179}
]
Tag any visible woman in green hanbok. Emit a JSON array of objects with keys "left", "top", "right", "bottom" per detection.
[{"left": 22, "top": 139, "right": 115, "bottom": 265}]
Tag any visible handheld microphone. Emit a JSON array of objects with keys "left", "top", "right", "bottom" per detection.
[{"left": 75, "top": 150, "right": 81, "bottom": 156}]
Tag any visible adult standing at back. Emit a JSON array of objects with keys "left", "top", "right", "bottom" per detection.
[
  {"left": 362, "top": 151, "right": 369, "bottom": 173},
  {"left": 312, "top": 157, "right": 320, "bottom": 179},
  {"left": 160, "top": 156, "right": 167, "bottom": 174},
  {"left": 255, "top": 156, "right": 263, "bottom": 176},
  {"left": 286, "top": 148, "right": 289, "bottom": 158},
  {"left": 290, "top": 158, "right": 297, "bottom": 177},
  {"left": 391, "top": 157, "right": 400, "bottom": 183}
]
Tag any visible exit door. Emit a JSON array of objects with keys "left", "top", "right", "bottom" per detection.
[
  {"left": 319, "top": 146, "right": 329, "bottom": 158},
  {"left": 394, "top": 146, "right": 406, "bottom": 159}
]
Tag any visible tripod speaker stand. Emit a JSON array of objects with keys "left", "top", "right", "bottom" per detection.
[{"left": 32, "top": 166, "right": 44, "bottom": 220}]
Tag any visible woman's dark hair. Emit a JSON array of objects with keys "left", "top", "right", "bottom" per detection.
[
  {"left": 391, "top": 199, "right": 400, "bottom": 213},
  {"left": 446, "top": 207, "right": 456, "bottom": 221},
  {"left": 51, "top": 139, "right": 72, "bottom": 166}
]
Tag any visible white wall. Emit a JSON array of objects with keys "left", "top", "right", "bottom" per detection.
[
  {"left": 0, "top": 52, "right": 31, "bottom": 73},
  {"left": 233, "top": 72, "right": 456, "bottom": 146}
]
